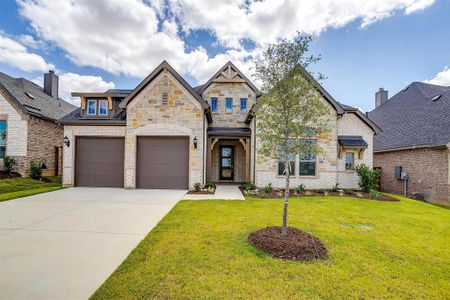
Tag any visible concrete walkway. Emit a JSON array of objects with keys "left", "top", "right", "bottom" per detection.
[
  {"left": 183, "top": 184, "right": 245, "bottom": 200},
  {"left": 0, "top": 187, "right": 186, "bottom": 300}
]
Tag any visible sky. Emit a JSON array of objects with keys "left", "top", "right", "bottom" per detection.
[{"left": 0, "top": 0, "right": 449, "bottom": 112}]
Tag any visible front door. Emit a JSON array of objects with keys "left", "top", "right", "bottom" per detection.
[{"left": 220, "top": 146, "right": 234, "bottom": 180}]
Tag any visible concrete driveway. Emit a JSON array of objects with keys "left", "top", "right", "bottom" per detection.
[{"left": 0, "top": 187, "right": 186, "bottom": 300}]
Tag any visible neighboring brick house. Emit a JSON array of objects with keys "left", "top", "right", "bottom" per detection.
[
  {"left": 61, "top": 61, "right": 379, "bottom": 189},
  {"left": 0, "top": 71, "right": 76, "bottom": 176},
  {"left": 368, "top": 83, "right": 450, "bottom": 206}
]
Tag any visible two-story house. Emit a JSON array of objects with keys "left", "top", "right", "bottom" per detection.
[{"left": 60, "top": 61, "right": 379, "bottom": 190}]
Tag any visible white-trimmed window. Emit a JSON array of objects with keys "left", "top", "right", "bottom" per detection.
[
  {"left": 0, "top": 120, "right": 6, "bottom": 158},
  {"left": 299, "top": 139, "right": 316, "bottom": 176},
  {"left": 240, "top": 98, "right": 247, "bottom": 112},
  {"left": 225, "top": 97, "right": 233, "bottom": 113},
  {"left": 87, "top": 99, "right": 97, "bottom": 115},
  {"left": 98, "top": 100, "right": 108, "bottom": 115}
]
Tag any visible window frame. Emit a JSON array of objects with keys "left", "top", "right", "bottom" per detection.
[
  {"left": 240, "top": 98, "right": 247, "bottom": 113},
  {"left": 225, "top": 97, "right": 233, "bottom": 113},
  {"left": 211, "top": 97, "right": 218, "bottom": 112},
  {"left": 0, "top": 120, "right": 7, "bottom": 159},
  {"left": 87, "top": 99, "right": 97, "bottom": 115},
  {"left": 299, "top": 139, "right": 317, "bottom": 177},
  {"left": 98, "top": 99, "right": 108, "bottom": 116},
  {"left": 345, "top": 152, "right": 355, "bottom": 170}
]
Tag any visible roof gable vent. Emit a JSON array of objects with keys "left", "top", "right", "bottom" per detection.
[{"left": 432, "top": 94, "right": 442, "bottom": 102}]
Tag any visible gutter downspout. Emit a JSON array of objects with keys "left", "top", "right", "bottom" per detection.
[{"left": 253, "top": 116, "right": 256, "bottom": 184}]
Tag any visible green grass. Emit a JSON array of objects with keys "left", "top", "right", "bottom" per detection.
[
  {"left": 92, "top": 196, "right": 450, "bottom": 299},
  {"left": 0, "top": 176, "right": 63, "bottom": 202}
]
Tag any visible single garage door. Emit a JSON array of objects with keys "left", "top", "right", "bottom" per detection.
[
  {"left": 75, "top": 137, "right": 124, "bottom": 187},
  {"left": 137, "top": 136, "right": 189, "bottom": 189}
]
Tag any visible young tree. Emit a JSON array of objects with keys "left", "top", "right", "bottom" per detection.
[{"left": 253, "top": 34, "right": 332, "bottom": 236}]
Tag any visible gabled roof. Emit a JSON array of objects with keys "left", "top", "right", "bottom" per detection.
[
  {"left": 119, "top": 61, "right": 212, "bottom": 122},
  {"left": 368, "top": 82, "right": 450, "bottom": 152},
  {"left": 196, "top": 61, "right": 261, "bottom": 96},
  {"left": 0, "top": 72, "right": 76, "bottom": 121}
]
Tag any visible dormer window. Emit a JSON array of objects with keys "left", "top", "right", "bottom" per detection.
[
  {"left": 98, "top": 100, "right": 108, "bottom": 115},
  {"left": 87, "top": 99, "right": 97, "bottom": 115}
]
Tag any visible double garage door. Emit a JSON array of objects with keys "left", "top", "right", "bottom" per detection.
[{"left": 75, "top": 136, "right": 189, "bottom": 189}]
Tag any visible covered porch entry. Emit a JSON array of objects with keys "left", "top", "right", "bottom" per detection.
[{"left": 206, "top": 127, "right": 252, "bottom": 183}]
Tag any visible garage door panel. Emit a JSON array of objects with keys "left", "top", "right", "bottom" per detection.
[
  {"left": 137, "top": 137, "right": 189, "bottom": 189},
  {"left": 76, "top": 137, "right": 124, "bottom": 187}
]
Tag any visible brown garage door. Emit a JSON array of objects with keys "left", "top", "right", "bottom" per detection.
[
  {"left": 137, "top": 136, "right": 189, "bottom": 189},
  {"left": 75, "top": 137, "right": 124, "bottom": 187}
]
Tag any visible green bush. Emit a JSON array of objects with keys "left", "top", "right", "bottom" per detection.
[
  {"left": 261, "top": 183, "right": 273, "bottom": 194},
  {"left": 2, "top": 156, "right": 15, "bottom": 174},
  {"left": 331, "top": 183, "right": 339, "bottom": 192},
  {"left": 29, "top": 161, "right": 43, "bottom": 180},
  {"left": 294, "top": 184, "right": 305, "bottom": 194},
  {"left": 193, "top": 182, "right": 201, "bottom": 191},
  {"left": 344, "top": 189, "right": 354, "bottom": 195},
  {"left": 204, "top": 182, "right": 216, "bottom": 190},
  {"left": 317, "top": 189, "right": 325, "bottom": 195},
  {"left": 240, "top": 182, "right": 256, "bottom": 191},
  {"left": 355, "top": 164, "right": 380, "bottom": 193},
  {"left": 369, "top": 189, "right": 381, "bottom": 199}
]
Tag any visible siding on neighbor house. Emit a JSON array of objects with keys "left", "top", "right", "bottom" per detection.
[
  {"left": 374, "top": 147, "right": 449, "bottom": 205},
  {"left": 62, "top": 125, "right": 126, "bottom": 186},
  {"left": 0, "top": 91, "right": 28, "bottom": 174},
  {"left": 336, "top": 113, "right": 375, "bottom": 189},
  {"left": 124, "top": 70, "right": 204, "bottom": 189}
]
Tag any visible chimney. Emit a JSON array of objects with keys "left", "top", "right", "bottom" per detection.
[
  {"left": 44, "top": 70, "right": 59, "bottom": 99},
  {"left": 375, "top": 88, "right": 388, "bottom": 108}
]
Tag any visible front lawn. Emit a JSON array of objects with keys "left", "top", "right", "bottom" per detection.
[
  {"left": 92, "top": 196, "right": 450, "bottom": 299},
  {"left": 0, "top": 176, "right": 63, "bottom": 202}
]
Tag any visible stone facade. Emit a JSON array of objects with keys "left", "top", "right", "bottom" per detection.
[
  {"left": 0, "top": 91, "right": 28, "bottom": 174},
  {"left": 62, "top": 125, "right": 126, "bottom": 186},
  {"left": 124, "top": 70, "right": 205, "bottom": 189},
  {"left": 203, "top": 82, "right": 256, "bottom": 128},
  {"left": 374, "top": 147, "right": 450, "bottom": 205}
]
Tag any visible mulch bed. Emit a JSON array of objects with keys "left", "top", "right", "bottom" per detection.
[
  {"left": 186, "top": 190, "right": 214, "bottom": 195},
  {"left": 242, "top": 188, "right": 399, "bottom": 202},
  {"left": 0, "top": 171, "right": 21, "bottom": 179},
  {"left": 248, "top": 226, "right": 328, "bottom": 261}
]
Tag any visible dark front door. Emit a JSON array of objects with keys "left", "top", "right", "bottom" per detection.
[{"left": 220, "top": 146, "right": 234, "bottom": 180}]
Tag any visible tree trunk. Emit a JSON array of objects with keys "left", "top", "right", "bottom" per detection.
[{"left": 281, "top": 155, "right": 290, "bottom": 236}]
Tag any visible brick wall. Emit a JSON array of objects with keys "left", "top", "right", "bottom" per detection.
[
  {"left": 27, "top": 115, "right": 63, "bottom": 176},
  {"left": 374, "top": 147, "right": 449, "bottom": 205}
]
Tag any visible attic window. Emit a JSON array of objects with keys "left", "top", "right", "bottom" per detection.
[
  {"left": 162, "top": 92, "right": 168, "bottom": 105},
  {"left": 432, "top": 95, "right": 442, "bottom": 101},
  {"left": 25, "top": 92, "right": 35, "bottom": 99}
]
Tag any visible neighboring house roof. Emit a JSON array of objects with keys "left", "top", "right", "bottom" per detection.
[
  {"left": 196, "top": 61, "right": 262, "bottom": 96},
  {"left": 119, "top": 61, "right": 212, "bottom": 123},
  {"left": 368, "top": 82, "right": 450, "bottom": 152},
  {"left": 0, "top": 72, "right": 76, "bottom": 121}
]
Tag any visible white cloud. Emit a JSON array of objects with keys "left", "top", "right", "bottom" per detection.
[
  {"left": 17, "top": 0, "right": 435, "bottom": 84},
  {"left": 0, "top": 32, "right": 54, "bottom": 72},
  {"left": 33, "top": 72, "right": 115, "bottom": 105},
  {"left": 424, "top": 66, "right": 450, "bottom": 86}
]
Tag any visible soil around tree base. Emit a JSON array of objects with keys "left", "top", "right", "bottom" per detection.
[{"left": 248, "top": 226, "right": 328, "bottom": 261}]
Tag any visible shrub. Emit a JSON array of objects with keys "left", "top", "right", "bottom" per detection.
[
  {"left": 240, "top": 182, "right": 256, "bottom": 191},
  {"left": 204, "top": 182, "right": 216, "bottom": 190},
  {"left": 355, "top": 164, "right": 380, "bottom": 193},
  {"left": 294, "top": 184, "right": 305, "bottom": 194},
  {"left": 369, "top": 189, "right": 381, "bottom": 199},
  {"left": 193, "top": 182, "right": 201, "bottom": 191},
  {"left": 2, "top": 156, "right": 15, "bottom": 174},
  {"left": 261, "top": 183, "right": 273, "bottom": 194},
  {"left": 331, "top": 183, "right": 339, "bottom": 192},
  {"left": 344, "top": 189, "right": 354, "bottom": 195},
  {"left": 317, "top": 189, "right": 325, "bottom": 195},
  {"left": 29, "top": 161, "right": 42, "bottom": 180}
]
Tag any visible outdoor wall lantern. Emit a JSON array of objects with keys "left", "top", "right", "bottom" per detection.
[
  {"left": 193, "top": 136, "right": 198, "bottom": 149},
  {"left": 64, "top": 135, "right": 70, "bottom": 147}
]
